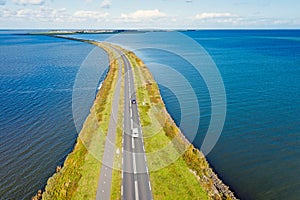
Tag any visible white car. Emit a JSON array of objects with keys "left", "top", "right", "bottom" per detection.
[{"left": 132, "top": 128, "right": 139, "bottom": 138}]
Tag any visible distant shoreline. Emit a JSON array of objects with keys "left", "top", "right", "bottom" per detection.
[
  {"left": 34, "top": 35, "right": 238, "bottom": 199},
  {"left": 9, "top": 29, "right": 300, "bottom": 36}
]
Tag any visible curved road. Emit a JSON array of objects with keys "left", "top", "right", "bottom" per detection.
[
  {"left": 96, "top": 45, "right": 153, "bottom": 200},
  {"left": 121, "top": 51, "right": 153, "bottom": 200},
  {"left": 96, "top": 47, "right": 122, "bottom": 200}
]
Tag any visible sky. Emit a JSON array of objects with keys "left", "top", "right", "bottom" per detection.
[{"left": 0, "top": 0, "right": 299, "bottom": 29}]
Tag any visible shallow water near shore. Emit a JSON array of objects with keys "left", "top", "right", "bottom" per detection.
[{"left": 0, "top": 30, "right": 300, "bottom": 199}]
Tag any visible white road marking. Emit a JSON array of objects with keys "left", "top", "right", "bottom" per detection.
[
  {"left": 113, "top": 52, "right": 154, "bottom": 200},
  {"left": 149, "top": 181, "right": 152, "bottom": 191},
  {"left": 132, "top": 137, "right": 135, "bottom": 149},
  {"left": 133, "top": 153, "right": 137, "bottom": 174},
  {"left": 135, "top": 180, "right": 139, "bottom": 200}
]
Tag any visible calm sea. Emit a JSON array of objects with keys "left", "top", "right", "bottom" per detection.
[
  {"left": 0, "top": 31, "right": 97, "bottom": 199},
  {"left": 0, "top": 30, "right": 300, "bottom": 200}
]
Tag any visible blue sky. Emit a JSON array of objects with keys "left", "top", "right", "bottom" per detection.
[{"left": 0, "top": 0, "right": 299, "bottom": 29}]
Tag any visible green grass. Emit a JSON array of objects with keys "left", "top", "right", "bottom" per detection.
[
  {"left": 125, "top": 51, "right": 222, "bottom": 200},
  {"left": 110, "top": 56, "right": 125, "bottom": 200},
  {"left": 150, "top": 158, "right": 209, "bottom": 200},
  {"left": 41, "top": 42, "right": 232, "bottom": 200},
  {"left": 110, "top": 127, "right": 122, "bottom": 200}
]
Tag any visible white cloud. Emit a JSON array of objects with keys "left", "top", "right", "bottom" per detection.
[
  {"left": 1, "top": 6, "right": 298, "bottom": 29},
  {"left": 120, "top": 9, "right": 166, "bottom": 21},
  {"left": 0, "top": 8, "right": 15, "bottom": 17},
  {"left": 195, "top": 12, "right": 237, "bottom": 20},
  {"left": 0, "top": 6, "right": 74, "bottom": 23},
  {"left": 0, "top": 6, "right": 110, "bottom": 24},
  {"left": 193, "top": 12, "right": 243, "bottom": 26},
  {"left": 100, "top": 0, "right": 111, "bottom": 9},
  {"left": 14, "top": 0, "right": 45, "bottom": 5},
  {"left": 74, "top": 10, "right": 109, "bottom": 20},
  {"left": 192, "top": 13, "right": 300, "bottom": 28},
  {"left": 15, "top": 7, "right": 69, "bottom": 22}
]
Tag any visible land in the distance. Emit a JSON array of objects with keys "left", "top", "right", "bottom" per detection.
[
  {"left": 33, "top": 36, "right": 237, "bottom": 200},
  {"left": 27, "top": 29, "right": 199, "bottom": 35}
]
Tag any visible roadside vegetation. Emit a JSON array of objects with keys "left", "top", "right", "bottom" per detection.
[
  {"left": 110, "top": 57, "right": 125, "bottom": 200},
  {"left": 38, "top": 41, "right": 236, "bottom": 200},
  {"left": 125, "top": 50, "right": 235, "bottom": 200}
]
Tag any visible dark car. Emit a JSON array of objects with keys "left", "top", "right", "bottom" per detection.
[{"left": 131, "top": 99, "right": 136, "bottom": 104}]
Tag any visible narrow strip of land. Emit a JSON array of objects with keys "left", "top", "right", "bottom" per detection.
[
  {"left": 41, "top": 36, "right": 237, "bottom": 200},
  {"left": 95, "top": 50, "right": 122, "bottom": 200},
  {"left": 120, "top": 50, "right": 153, "bottom": 200},
  {"left": 95, "top": 44, "right": 153, "bottom": 200}
]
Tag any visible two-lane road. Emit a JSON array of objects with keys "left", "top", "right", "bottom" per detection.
[
  {"left": 95, "top": 44, "right": 152, "bottom": 200},
  {"left": 120, "top": 51, "right": 153, "bottom": 200}
]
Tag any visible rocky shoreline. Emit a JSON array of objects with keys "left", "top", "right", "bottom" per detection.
[
  {"left": 163, "top": 107, "right": 238, "bottom": 200},
  {"left": 127, "top": 47, "right": 238, "bottom": 200},
  {"left": 148, "top": 58, "right": 238, "bottom": 199},
  {"left": 32, "top": 39, "right": 239, "bottom": 200}
]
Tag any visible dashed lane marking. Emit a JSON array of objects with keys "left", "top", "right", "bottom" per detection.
[
  {"left": 135, "top": 180, "right": 139, "bottom": 200},
  {"left": 132, "top": 137, "right": 135, "bottom": 149},
  {"left": 133, "top": 153, "right": 137, "bottom": 174},
  {"left": 149, "top": 181, "right": 152, "bottom": 191}
]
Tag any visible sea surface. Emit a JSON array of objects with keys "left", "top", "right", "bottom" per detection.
[
  {"left": 1, "top": 30, "right": 300, "bottom": 199},
  {"left": 0, "top": 31, "right": 107, "bottom": 199}
]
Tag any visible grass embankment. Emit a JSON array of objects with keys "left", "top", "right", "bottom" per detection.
[
  {"left": 42, "top": 43, "right": 122, "bottom": 199},
  {"left": 40, "top": 41, "right": 235, "bottom": 200},
  {"left": 109, "top": 54, "right": 124, "bottom": 200},
  {"left": 122, "top": 49, "right": 233, "bottom": 200}
]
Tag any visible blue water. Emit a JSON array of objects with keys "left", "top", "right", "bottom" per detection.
[
  {"left": 133, "top": 30, "right": 300, "bottom": 199},
  {"left": 100, "top": 30, "right": 300, "bottom": 199},
  {"left": 193, "top": 30, "right": 300, "bottom": 199},
  {"left": 1, "top": 30, "right": 300, "bottom": 200},
  {"left": 141, "top": 30, "right": 300, "bottom": 199},
  {"left": 0, "top": 32, "right": 96, "bottom": 199}
]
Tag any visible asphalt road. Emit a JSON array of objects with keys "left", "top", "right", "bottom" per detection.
[
  {"left": 121, "top": 51, "right": 153, "bottom": 200},
  {"left": 95, "top": 45, "right": 152, "bottom": 200},
  {"left": 96, "top": 49, "right": 122, "bottom": 200}
]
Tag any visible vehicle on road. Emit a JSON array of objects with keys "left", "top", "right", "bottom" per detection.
[
  {"left": 132, "top": 128, "right": 139, "bottom": 138},
  {"left": 131, "top": 99, "right": 136, "bottom": 104}
]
